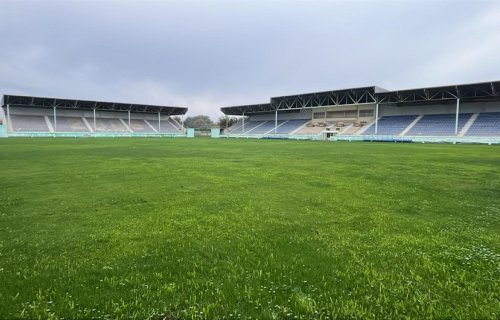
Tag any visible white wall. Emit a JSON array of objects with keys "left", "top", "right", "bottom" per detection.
[
  {"left": 312, "top": 104, "right": 375, "bottom": 123},
  {"left": 246, "top": 101, "right": 500, "bottom": 122},
  {"left": 380, "top": 101, "right": 500, "bottom": 116},
  {"left": 247, "top": 108, "right": 313, "bottom": 121},
  {"left": 247, "top": 104, "right": 376, "bottom": 122}
]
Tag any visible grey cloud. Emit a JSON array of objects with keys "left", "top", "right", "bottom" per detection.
[{"left": 0, "top": 0, "right": 499, "bottom": 119}]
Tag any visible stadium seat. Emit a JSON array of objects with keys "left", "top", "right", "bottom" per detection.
[
  {"left": 465, "top": 112, "right": 500, "bottom": 136},
  {"left": 228, "top": 121, "right": 266, "bottom": 134},
  {"left": 406, "top": 113, "right": 472, "bottom": 136},
  {"left": 144, "top": 118, "right": 182, "bottom": 133},
  {"left": 363, "top": 115, "right": 418, "bottom": 135},
  {"left": 129, "top": 119, "right": 155, "bottom": 132},
  {"left": 9, "top": 115, "right": 49, "bottom": 132},
  {"left": 87, "top": 118, "right": 129, "bottom": 132},
  {"left": 250, "top": 120, "right": 286, "bottom": 134},
  {"left": 276, "top": 119, "right": 309, "bottom": 134},
  {"left": 49, "top": 116, "right": 89, "bottom": 132}
]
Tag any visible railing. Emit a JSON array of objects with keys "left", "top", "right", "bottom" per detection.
[
  {"left": 7, "top": 131, "right": 188, "bottom": 138},
  {"left": 220, "top": 133, "right": 323, "bottom": 140},
  {"left": 221, "top": 132, "right": 500, "bottom": 144},
  {"left": 333, "top": 135, "right": 500, "bottom": 144},
  {"left": 9, "top": 129, "right": 498, "bottom": 144}
]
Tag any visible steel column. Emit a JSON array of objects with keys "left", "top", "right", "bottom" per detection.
[
  {"left": 93, "top": 109, "right": 96, "bottom": 131},
  {"left": 6, "top": 104, "right": 10, "bottom": 132},
  {"left": 455, "top": 98, "right": 460, "bottom": 135},
  {"left": 375, "top": 103, "right": 379, "bottom": 134},
  {"left": 53, "top": 107, "right": 57, "bottom": 132},
  {"left": 275, "top": 110, "right": 278, "bottom": 134},
  {"left": 158, "top": 112, "right": 161, "bottom": 132},
  {"left": 242, "top": 113, "right": 245, "bottom": 133},
  {"left": 128, "top": 110, "right": 131, "bottom": 132}
]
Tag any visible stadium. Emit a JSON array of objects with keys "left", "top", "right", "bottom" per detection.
[
  {"left": 0, "top": 95, "right": 191, "bottom": 138},
  {"left": 2, "top": 81, "right": 500, "bottom": 144},
  {"left": 1, "top": 83, "right": 499, "bottom": 319},
  {"left": 1, "top": 1, "right": 499, "bottom": 319},
  {"left": 220, "top": 81, "right": 500, "bottom": 144}
]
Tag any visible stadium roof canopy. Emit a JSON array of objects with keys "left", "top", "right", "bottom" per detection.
[
  {"left": 221, "top": 81, "right": 500, "bottom": 115},
  {"left": 1, "top": 94, "right": 188, "bottom": 115}
]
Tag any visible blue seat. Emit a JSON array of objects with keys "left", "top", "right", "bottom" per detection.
[
  {"left": 251, "top": 120, "right": 286, "bottom": 134},
  {"left": 465, "top": 112, "right": 500, "bottom": 136},
  {"left": 363, "top": 115, "right": 417, "bottom": 135},
  {"left": 276, "top": 119, "right": 309, "bottom": 134},
  {"left": 407, "top": 114, "right": 472, "bottom": 136}
]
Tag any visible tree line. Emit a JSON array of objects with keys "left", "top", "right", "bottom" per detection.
[{"left": 172, "top": 115, "right": 239, "bottom": 129}]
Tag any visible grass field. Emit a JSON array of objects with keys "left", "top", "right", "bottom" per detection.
[{"left": 0, "top": 138, "right": 499, "bottom": 319}]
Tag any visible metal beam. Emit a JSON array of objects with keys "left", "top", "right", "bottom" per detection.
[
  {"left": 128, "top": 110, "right": 131, "bottom": 132},
  {"left": 53, "top": 107, "right": 57, "bottom": 132},
  {"left": 1, "top": 95, "right": 187, "bottom": 116},
  {"left": 274, "top": 110, "right": 278, "bottom": 134},
  {"left": 455, "top": 98, "right": 460, "bottom": 135},
  {"left": 6, "top": 104, "right": 10, "bottom": 132}
]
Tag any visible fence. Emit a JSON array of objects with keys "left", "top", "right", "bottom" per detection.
[
  {"left": 332, "top": 135, "right": 500, "bottom": 144},
  {"left": 6, "top": 130, "right": 193, "bottom": 138}
]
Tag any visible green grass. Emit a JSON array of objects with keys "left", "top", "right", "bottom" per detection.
[{"left": 0, "top": 138, "right": 499, "bottom": 319}]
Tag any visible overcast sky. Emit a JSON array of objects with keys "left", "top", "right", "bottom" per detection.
[{"left": 1, "top": 0, "right": 499, "bottom": 119}]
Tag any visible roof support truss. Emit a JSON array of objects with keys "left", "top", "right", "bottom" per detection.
[
  {"left": 1, "top": 95, "right": 187, "bottom": 116},
  {"left": 222, "top": 81, "right": 500, "bottom": 115}
]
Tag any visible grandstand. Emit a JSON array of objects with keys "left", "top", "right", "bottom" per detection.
[
  {"left": 0, "top": 95, "right": 188, "bottom": 137},
  {"left": 2, "top": 81, "right": 500, "bottom": 143},
  {"left": 220, "top": 81, "right": 500, "bottom": 143}
]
